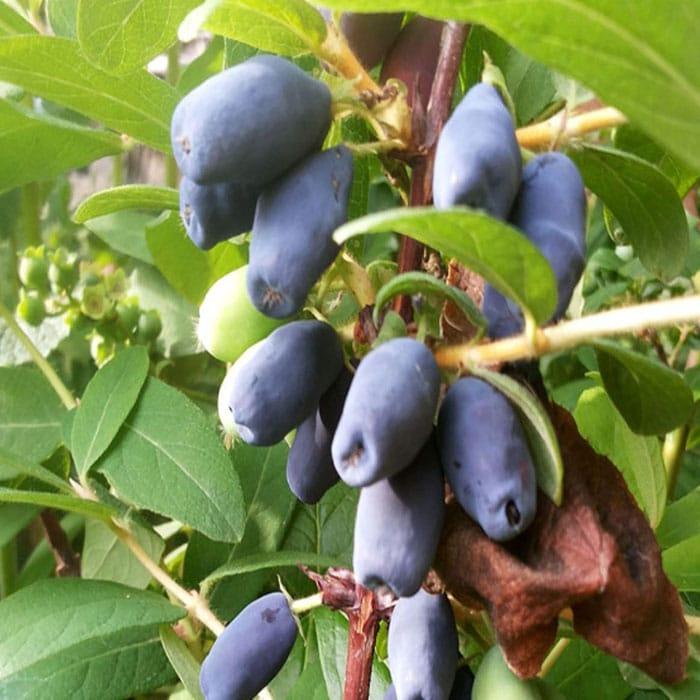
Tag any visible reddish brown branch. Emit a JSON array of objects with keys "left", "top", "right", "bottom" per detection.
[
  {"left": 40, "top": 510, "right": 80, "bottom": 577},
  {"left": 393, "top": 22, "right": 469, "bottom": 321},
  {"left": 344, "top": 588, "right": 380, "bottom": 700}
]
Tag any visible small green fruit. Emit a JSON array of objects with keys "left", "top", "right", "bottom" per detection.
[
  {"left": 18, "top": 250, "right": 48, "bottom": 292},
  {"left": 136, "top": 310, "right": 162, "bottom": 343},
  {"left": 116, "top": 301, "right": 141, "bottom": 335},
  {"left": 198, "top": 265, "right": 288, "bottom": 363},
  {"left": 17, "top": 292, "right": 45, "bottom": 327},
  {"left": 80, "top": 283, "right": 112, "bottom": 320},
  {"left": 48, "top": 249, "right": 78, "bottom": 291}
]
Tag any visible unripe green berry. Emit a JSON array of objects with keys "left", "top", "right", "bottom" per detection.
[
  {"left": 116, "top": 301, "right": 141, "bottom": 335},
  {"left": 48, "top": 249, "right": 78, "bottom": 291},
  {"left": 80, "top": 283, "right": 112, "bottom": 320},
  {"left": 17, "top": 292, "right": 45, "bottom": 327},
  {"left": 136, "top": 310, "right": 162, "bottom": 343},
  {"left": 18, "top": 250, "right": 49, "bottom": 292}
]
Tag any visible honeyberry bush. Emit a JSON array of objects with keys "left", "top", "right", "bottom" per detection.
[{"left": 0, "top": 0, "right": 699, "bottom": 699}]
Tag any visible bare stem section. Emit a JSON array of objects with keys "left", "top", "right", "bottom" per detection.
[
  {"left": 319, "top": 23, "right": 381, "bottom": 94},
  {"left": 435, "top": 295, "right": 700, "bottom": 369},
  {"left": 516, "top": 106, "right": 627, "bottom": 150}
]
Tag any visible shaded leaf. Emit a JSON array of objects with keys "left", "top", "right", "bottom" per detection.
[
  {"left": 663, "top": 534, "right": 700, "bottom": 592},
  {"left": 0, "top": 447, "right": 72, "bottom": 493},
  {"left": 83, "top": 211, "right": 155, "bottom": 263},
  {"left": 0, "top": 486, "right": 117, "bottom": 520},
  {"left": 159, "top": 626, "right": 204, "bottom": 700},
  {"left": 0, "top": 4, "right": 36, "bottom": 35},
  {"left": 73, "top": 185, "right": 179, "bottom": 223},
  {"left": 656, "top": 488, "right": 700, "bottom": 550},
  {"left": 335, "top": 207, "right": 557, "bottom": 324}
]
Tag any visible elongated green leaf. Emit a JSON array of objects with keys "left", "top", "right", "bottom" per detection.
[
  {"left": 203, "top": 551, "right": 342, "bottom": 593},
  {"left": 82, "top": 517, "right": 164, "bottom": 589},
  {"left": 0, "top": 36, "right": 177, "bottom": 151},
  {"left": 84, "top": 211, "right": 155, "bottom": 263},
  {"left": 593, "top": 340, "right": 694, "bottom": 435},
  {"left": 0, "top": 578, "right": 182, "bottom": 698},
  {"left": 72, "top": 346, "right": 150, "bottom": 478},
  {"left": 373, "top": 271, "right": 486, "bottom": 332},
  {"left": 471, "top": 367, "right": 564, "bottom": 504},
  {"left": 0, "top": 447, "right": 72, "bottom": 493},
  {"left": 77, "top": 0, "right": 200, "bottom": 74},
  {"left": 0, "top": 99, "right": 123, "bottom": 193},
  {"left": 73, "top": 185, "right": 179, "bottom": 223},
  {"left": 657, "top": 489, "right": 700, "bottom": 550},
  {"left": 335, "top": 207, "right": 557, "bottom": 324},
  {"left": 159, "top": 626, "right": 204, "bottom": 700},
  {"left": 574, "top": 387, "right": 666, "bottom": 527},
  {"left": 570, "top": 145, "right": 688, "bottom": 279},
  {"left": 0, "top": 487, "right": 117, "bottom": 520},
  {"left": 98, "top": 377, "right": 245, "bottom": 542},
  {"left": 193, "top": 0, "right": 326, "bottom": 56},
  {"left": 47, "top": 0, "right": 78, "bottom": 37},
  {"left": 0, "top": 366, "right": 66, "bottom": 464},
  {"left": 0, "top": 4, "right": 36, "bottom": 35},
  {"left": 322, "top": 0, "right": 700, "bottom": 173},
  {"left": 663, "top": 534, "right": 700, "bottom": 592},
  {"left": 0, "top": 504, "right": 39, "bottom": 548}
]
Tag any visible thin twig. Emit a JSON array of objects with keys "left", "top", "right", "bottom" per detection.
[
  {"left": 516, "top": 107, "right": 627, "bottom": 150},
  {"left": 40, "top": 510, "right": 80, "bottom": 577},
  {"left": 319, "top": 23, "right": 381, "bottom": 94},
  {"left": 435, "top": 295, "right": 700, "bottom": 369},
  {"left": 538, "top": 638, "right": 571, "bottom": 677},
  {"left": 0, "top": 301, "right": 77, "bottom": 409}
]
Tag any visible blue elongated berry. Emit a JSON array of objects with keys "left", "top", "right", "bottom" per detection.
[
  {"left": 388, "top": 589, "right": 459, "bottom": 700},
  {"left": 353, "top": 438, "right": 445, "bottom": 597},
  {"left": 200, "top": 592, "right": 297, "bottom": 700},
  {"left": 223, "top": 320, "right": 343, "bottom": 446},
  {"left": 179, "top": 177, "right": 258, "bottom": 250},
  {"left": 433, "top": 83, "right": 521, "bottom": 218},
  {"left": 172, "top": 55, "right": 331, "bottom": 185},
  {"left": 385, "top": 666, "right": 474, "bottom": 700},
  {"left": 332, "top": 338, "right": 440, "bottom": 487},
  {"left": 248, "top": 146, "right": 353, "bottom": 319},
  {"left": 482, "top": 152, "right": 587, "bottom": 338},
  {"left": 286, "top": 368, "right": 352, "bottom": 503},
  {"left": 437, "top": 378, "right": 537, "bottom": 542}
]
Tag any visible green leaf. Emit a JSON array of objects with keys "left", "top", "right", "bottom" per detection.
[
  {"left": 82, "top": 517, "right": 164, "bottom": 589},
  {"left": 0, "top": 486, "right": 117, "bottom": 519},
  {"left": 0, "top": 578, "right": 182, "bottom": 698},
  {"left": 71, "top": 346, "right": 150, "bottom": 478},
  {"left": 195, "top": 0, "right": 326, "bottom": 56},
  {"left": 0, "top": 36, "right": 177, "bottom": 151},
  {"left": 0, "top": 4, "right": 36, "bottom": 35},
  {"left": 202, "top": 551, "right": 343, "bottom": 593},
  {"left": 0, "top": 504, "right": 38, "bottom": 548},
  {"left": 663, "top": 534, "right": 700, "bottom": 591},
  {"left": 373, "top": 271, "right": 486, "bottom": 332},
  {"left": 145, "top": 210, "right": 219, "bottom": 305},
  {"left": 73, "top": 185, "right": 179, "bottom": 223},
  {"left": 0, "top": 447, "right": 72, "bottom": 493},
  {"left": 47, "top": 0, "right": 78, "bottom": 37},
  {"left": 657, "top": 488, "right": 700, "bottom": 550},
  {"left": 0, "top": 366, "right": 66, "bottom": 464},
  {"left": 77, "top": 0, "right": 200, "bottom": 75},
  {"left": 159, "top": 626, "right": 204, "bottom": 700},
  {"left": 0, "top": 99, "right": 123, "bottom": 193},
  {"left": 593, "top": 340, "right": 694, "bottom": 435},
  {"left": 573, "top": 387, "right": 666, "bottom": 527},
  {"left": 569, "top": 145, "right": 688, "bottom": 280},
  {"left": 548, "top": 639, "right": 631, "bottom": 700},
  {"left": 471, "top": 367, "right": 564, "bottom": 504},
  {"left": 335, "top": 207, "right": 557, "bottom": 324},
  {"left": 322, "top": 0, "right": 700, "bottom": 173},
  {"left": 614, "top": 126, "right": 698, "bottom": 197},
  {"left": 84, "top": 211, "right": 155, "bottom": 263},
  {"left": 194, "top": 442, "right": 297, "bottom": 620},
  {"left": 98, "top": 377, "right": 245, "bottom": 542}
]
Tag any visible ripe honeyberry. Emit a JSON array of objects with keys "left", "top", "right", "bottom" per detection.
[
  {"left": 179, "top": 177, "right": 259, "bottom": 250},
  {"left": 199, "top": 592, "right": 297, "bottom": 700},
  {"left": 171, "top": 55, "right": 331, "bottom": 186},
  {"left": 483, "top": 152, "right": 587, "bottom": 338},
  {"left": 332, "top": 337, "right": 440, "bottom": 487},
  {"left": 247, "top": 146, "right": 353, "bottom": 319},
  {"left": 437, "top": 378, "right": 537, "bottom": 542},
  {"left": 223, "top": 320, "right": 343, "bottom": 446},
  {"left": 433, "top": 83, "right": 521, "bottom": 219},
  {"left": 388, "top": 589, "right": 458, "bottom": 700},
  {"left": 353, "top": 438, "right": 445, "bottom": 597}
]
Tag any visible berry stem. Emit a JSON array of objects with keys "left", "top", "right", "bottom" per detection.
[
  {"left": 538, "top": 637, "right": 571, "bottom": 677},
  {"left": 516, "top": 106, "right": 627, "bottom": 149},
  {"left": 40, "top": 510, "right": 80, "bottom": 577},
  {"left": 343, "top": 587, "right": 379, "bottom": 700},
  {"left": 663, "top": 424, "right": 690, "bottom": 501},
  {"left": 319, "top": 23, "right": 381, "bottom": 94},
  {"left": 434, "top": 294, "right": 700, "bottom": 368},
  {"left": 394, "top": 22, "right": 469, "bottom": 321},
  {"left": 291, "top": 592, "right": 324, "bottom": 614},
  {"left": 0, "top": 300, "right": 77, "bottom": 410}
]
